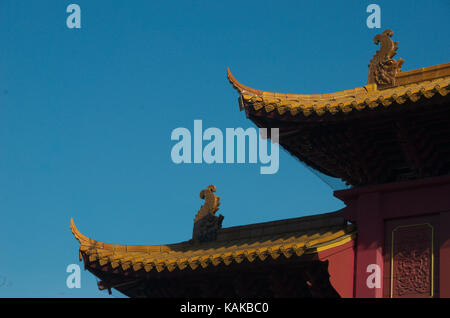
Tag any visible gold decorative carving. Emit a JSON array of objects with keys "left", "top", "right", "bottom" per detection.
[
  {"left": 194, "top": 185, "right": 220, "bottom": 222},
  {"left": 192, "top": 185, "right": 224, "bottom": 243},
  {"left": 368, "top": 29, "right": 404, "bottom": 88}
]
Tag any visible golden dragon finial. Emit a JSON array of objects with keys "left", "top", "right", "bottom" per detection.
[
  {"left": 194, "top": 185, "right": 221, "bottom": 222},
  {"left": 192, "top": 185, "right": 224, "bottom": 243},
  {"left": 368, "top": 29, "right": 404, "bottom": 88}
]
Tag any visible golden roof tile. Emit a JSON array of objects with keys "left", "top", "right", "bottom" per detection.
[
  {"left": 70, "top": 212, "right": 355, "bottom": 273},
  {"left": 227, "top": 63, "right": 450, "bottom": 118}
]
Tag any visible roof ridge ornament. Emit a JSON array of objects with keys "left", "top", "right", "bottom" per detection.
[
  {"left": 192, "top": 185, "right": 224, "bottom": 243},
  {"left": 368, "top": 29, "right": 404, "bottom": 88}
]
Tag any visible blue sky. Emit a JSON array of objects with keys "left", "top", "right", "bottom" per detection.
[{"left": 0, "top": 0, "right": 448, "bottom": 298}]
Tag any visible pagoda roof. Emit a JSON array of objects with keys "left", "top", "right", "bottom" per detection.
[
  {"left": 71, "top": 211, "right": 355, "bottom": 274},
  {"left": 228, "top": 63, "right": 450, "bottom": 118},
  {"left": 227, "top": 30, "right": 450, "bottom": 186}
]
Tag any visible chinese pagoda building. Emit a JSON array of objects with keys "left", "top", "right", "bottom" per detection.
[{"left": 71, "top": 30, "right": 450, "bottom": 298}]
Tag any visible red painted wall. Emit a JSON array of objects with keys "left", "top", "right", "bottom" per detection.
[
  {"left": 335, "top": 175, "right": 450, "bottom": 298},
  {"left": 318, "top": 240, "right": 355, "bottom": 298},
  {"left": 440, "top": 211, "right": 450, "bottom": 298}
]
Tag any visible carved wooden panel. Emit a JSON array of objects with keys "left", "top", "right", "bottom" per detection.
[{"left": 390, "top": 223, "right": 434, "bottom": 298}]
